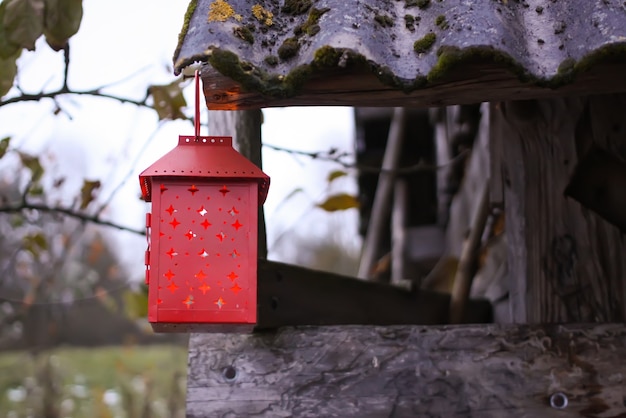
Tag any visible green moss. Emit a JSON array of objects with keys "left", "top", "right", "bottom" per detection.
[
  {"left": 405, "top": 0, "right": 430, "bottom": 9},
  {"left": 435, "top": 15, "right": 448, "bottom": 30},
  {"left": 404, "top": 14, "right": 415, "bottom": 31},
  {"left": 173, "top": 0, "right": 198, "bottom": 64},
  {"left": 278, "top": 37, "right": 300, "bottom": 60},
  {"left": 281, "top": 0, "right": 312, "bottom": 15},
  {"left": 264, "top": 55, "right": 278, "bottom": 66},
  {"left": 413, "top": 33, "right": 436, "bottom": 53},
  {"left": 283, "top": 64, "right": 313, "bottom": 95},
  {"left": 295, "top": 7, "right": 330, "bottom": 36},
  {"left": 428, "top": 45, "right": 530, "bottom": 84},
  {"left": 375, "top": 14, "right": 394, "bottom": 28},
  {"left": 233, "top": 26, "right": 254, "bottom": 44},
  {"left": 313, "top": 45, "right": 343, "bottom": 67}
]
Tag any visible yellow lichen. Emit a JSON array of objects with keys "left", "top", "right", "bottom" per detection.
[
  {"left": 252, "top": 4, "right": 273, "bottom": 26},
  {"left": 208, "top": 0, "right": 242, "bottom": 22}
]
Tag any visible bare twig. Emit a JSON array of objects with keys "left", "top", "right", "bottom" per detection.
[
  {"left": 263, "top": 142, "right": 468, "bottom": 175},
  {"left": 0, "top": 202, "right": 145, "bottom": 236}
]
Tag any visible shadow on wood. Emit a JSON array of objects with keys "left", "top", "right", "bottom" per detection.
[{"left": 257, "top": 260, "right": 492, "bottom": 328}]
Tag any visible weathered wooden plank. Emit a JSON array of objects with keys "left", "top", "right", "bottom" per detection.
[
  {"left": 201, "top": 62, "right": 626, "bottom": 110},
  {"left": 186, "top": 323, "right": 626, "bottom": 417},
  {"left": 499, "top": 94, "right": 626, "bottom": 323},
  {"left": 256, "top": 260, "right": 491, "bottom": 329}
]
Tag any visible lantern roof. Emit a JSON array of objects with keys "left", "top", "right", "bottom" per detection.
[
  {"left": 139, "top": 135, "right": 270, "bottom": 203},
  {"left": 173, "top": 0, "right": 626, "bottom": 109}
]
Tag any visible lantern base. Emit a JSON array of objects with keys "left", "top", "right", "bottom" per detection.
[{"left": 150, "top": 322, "right": 255, "bottom": 333}]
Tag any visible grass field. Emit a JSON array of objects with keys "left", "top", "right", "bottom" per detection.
[{"left": 0, "top": 344, "right": 188, "bottom": 418}]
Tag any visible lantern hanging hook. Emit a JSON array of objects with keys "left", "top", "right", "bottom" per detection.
[{"left": 194, "top": 69, "right": 201, "bottom": 140}]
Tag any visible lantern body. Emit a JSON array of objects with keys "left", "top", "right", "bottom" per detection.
[{"left": 139, "top": 136, "right": 269, "bottom": 332}]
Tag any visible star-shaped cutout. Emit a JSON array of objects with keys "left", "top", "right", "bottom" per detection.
[
  {"left": 199, "top": 283, "right": 211, "bottom": 295},
  {"left": 231, "top": 220, "right": 243, "bottom": 231},
  {"left": 216, "top": 232, "right": 226, "bottom": 242},
  {"left": 166, "top": 248, "right": 178, "bottom": 259},
  {"left": 197, "top": 206, "right": 208, "bottom": 216},
  {"left": 215, "top": 297, "right": 226, "bottom": 309},
  {"left": 183, "top": 295, "right": 194, "bottom": 308},
  {"left": 228, "top": 206, "right": 239, "bottom": 216},
  {"left": 165, "top": 205, "right": 176, "bottom": 216},
  {"left": 169, "top": 218, "right": 181, "bottom": 229},
  {"left": 227, "top": 271, "right": 238, "bottom": 281},
  {"left": 198, "top": 249, "right": 209, "bottom": 258},
  {"left": 194, "top": 270, "right": 207, "bottom": 280},
  {"left": 219, "top": 185, "right": 230, "bottom": 196},
  {"left": 201, "top": 219, "right": 212, "bottom": 230},
  {"left": 164, "top": 269, "right": 175, "bottom": 280},
  {"left": 188, "top": 184, "right": 199, "bottom": 195},
  {"left": 229, "top": 249, "right": 240, "bottom": 258},
  {"left": 159, "top": 184, "right": 168, "bottom": 194},
  {"left": 185, "top": 230, "right": 196, "bottom": 240},
  {"left": 231, "top": 283, "right": 242, "bottom": 294},
  {"left": 157, "top": 298, "right": 163, "bottom": 305},
  {"left": 167, "top": 282, "right": 179, "bottom": 293}
]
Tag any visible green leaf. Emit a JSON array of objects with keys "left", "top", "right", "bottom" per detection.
[
  {"left": 23, "top": 232, "right": 48, "bottom": 256},
  {"left": 42, "top": 0, "right": 82, "bottom": 51},
  {"left": 0, "top": 2, "right": 21, "bottom": 58},
  {"left": 327, "top": 170, "right": 347, "bottom": 183},
  {"left": 80, "top": 179, "right": 100, "bottom": 209},
  {"left": 0, "top": 136, "right": 11, "bottom": 158},
  {"left": 316, "top": 193, "right": 360, "bottom": 212},
  {"left": 123, "top": 288, "right": 148, "bottom": 319},
  {"left": 0, "top": 51, "right": 19, "bottom": 97},
  {"left": 3, "top": 0, "right": 45, "bottom": 51},
  {"left": 148, "top": 78, "right": 187, "bottom": 121},
  {"left": 18, "top": 152, "right": 44, "bottom": 182}
]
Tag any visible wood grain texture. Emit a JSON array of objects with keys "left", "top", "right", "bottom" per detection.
[
  {"left": 499, "top": 94, "right": 626, "bottom": 323},
  {"left": 186, "top": 323, "right": 626, "bottom": 417},
  {"left": 201, "top": 62, "right": 626, "bottom": 110}
]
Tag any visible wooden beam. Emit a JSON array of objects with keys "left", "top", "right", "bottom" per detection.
[
  {"left": 499, "top": 94, "right": 626, "bottom": 323},
  {"left": 202, "top": 62, "right": 626, "bottom": 110},
  {"left": 256, "top": 260, "right": 491, "bottom": 329},
  {"left": 187, "top": 323, "right": 626, "bottom": 417}
]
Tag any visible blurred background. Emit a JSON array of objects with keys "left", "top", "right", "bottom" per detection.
[{"left": 0, "top": 1, "right": 361, "bottom": 416}]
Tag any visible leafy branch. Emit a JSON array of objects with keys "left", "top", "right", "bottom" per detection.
[{"left": 263, "top": 142, "right": 469, "bottom": 174}]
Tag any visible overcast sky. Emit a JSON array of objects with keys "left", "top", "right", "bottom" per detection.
[{"left": 0, "top": 0, "right": 360, "bottom": 277}]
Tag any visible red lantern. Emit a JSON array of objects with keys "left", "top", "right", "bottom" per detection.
[
  {"left": 138, "top": 72, "right": 269, "bottom": 332},
  {"left": 139, "top": 135, "right": 269, "bottom": 332}
]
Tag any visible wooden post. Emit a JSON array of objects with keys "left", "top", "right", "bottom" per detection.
[
  {"left": 208, "top": 107, "right": 267, "bottom": 258},
  {"left": 186, "top": 323, "right": 626, "bottom": 417},
  {"left": 499, "top": 95, "right": 626, "bottom": 323}
]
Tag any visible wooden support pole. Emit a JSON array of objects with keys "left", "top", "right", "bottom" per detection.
[
  {"left": 187, "top": 323, "right": 626, "bottom": 417},
  {"left": 358, "top": 107, "right": 406, "bottom": 279},
  {"left": 449, "top": 183, "right": 490, "bottom": 324},
  {"left": 207, "top": 106, "right": 267, "bottom": 258}
]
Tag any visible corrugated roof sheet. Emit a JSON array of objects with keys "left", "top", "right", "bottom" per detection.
[{"left": 174, "top": 0, "right": 626, "bottom": 108}]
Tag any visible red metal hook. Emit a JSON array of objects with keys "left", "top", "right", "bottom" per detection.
[{"left": 195, "top": 69, "right": 200, "bottom": 139}]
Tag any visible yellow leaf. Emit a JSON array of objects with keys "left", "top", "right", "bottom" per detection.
[
  {"left": 123, "top": 288, "right": 148, "bottom": 319},
  {"left": 80, "top": 179, "right": 101, "bottom": 209},
  {"left": 327, "top": 170, "right": 347, "bottom": 183},
  {"left": 316, "top": 193, "right": 359, "bottom": 212},
  {"left": 18, "top": 152, "right": 44, "bottom": 182},
  {"left": 0, "top": 136, "right": 10, "bottom": 158},
  {"left": 0, "top": 51, "right": 19, "bottom": 97},
  {"left": 148, "top": 78, "right": 187, "bottom": 121}
]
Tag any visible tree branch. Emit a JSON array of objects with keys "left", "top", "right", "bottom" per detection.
[
  {"left": 0, "top": 202, "right": 145, "bottom": 236},
  {"left": 262, "top": 143, "right": 469, "bottom": 175}
]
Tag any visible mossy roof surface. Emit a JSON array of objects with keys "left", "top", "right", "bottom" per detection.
[{"left": 174, "top": 0, "right": 626, "bottom": 96}]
